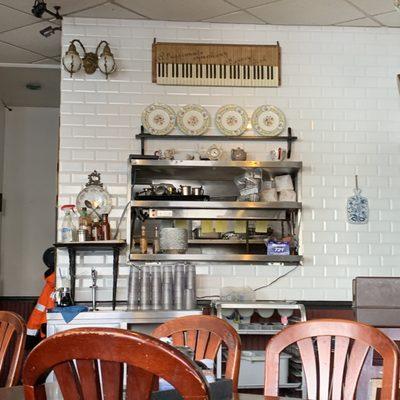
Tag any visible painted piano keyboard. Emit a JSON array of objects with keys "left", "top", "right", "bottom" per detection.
[{"left": 152, "top": 42, "right": 281, "bottom": 87}]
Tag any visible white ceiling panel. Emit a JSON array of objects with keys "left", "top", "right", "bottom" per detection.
[
  {"left": 204, "top": 10, "right": 264, "bottom": 24},
  {"left": 336, "top": 17, "right": 381, "bottom": 27},
  {"left": 0, "top": 41, "right": 42, "bottom": 63},
  {"left": 115, "top": 0, "right": 238, "bottom": 21},
  {"left": 71, "top": 3, "right": 145, "bottom": 19},
  {"left": 0, "top": 4, "right": 38, "bottom": 33},
  {"left": 226, "top": 0, "right": 278, "bottom": 8},
  {"left": 374, "top": 11, "right": 400, "bottom": 27},
  {"left": 0, "top": 0, "right": 105, "bottom": 16},
  {"left": 32, "top": 58, "right": 60, "bottom": 64},
  {"left": 248, "top": 0, "right": 365, "bottom": 25},
  {"left": 346, "top": 0, "right": 395, "bottom": 16},
  {"left": 0, "top": 21, "right": 61, "bottom": 58},
  {"left": 0, "top": 66, "right": 60, "bottom": 107}
]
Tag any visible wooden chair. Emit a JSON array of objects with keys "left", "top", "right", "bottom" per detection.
[
  {"left": 264, "top": 319, "right": 399, "bottom": 400},
  {"left": 152, "top": 315, "right": 241, "bottom": 392},
  {"left": 23, "top": 327, "right": 210, "bottom": 400},
  {"left": 357, "top": 327, "right": 400, "bottom": 400},
  {"left": 0, "top": 311, "right": 26, "bottom": 387}
]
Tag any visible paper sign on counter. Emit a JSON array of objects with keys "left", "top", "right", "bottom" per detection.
[
  {"left": 201, "top": 220, "right": 213, "bottom": 233},
  {"left": 215, "top": 220, "right": 228, "bottom": 233},
  {"left": 255, "top": 220, "right": 268, "bottom": 233},
  {"left": 234, "top": 220, "right": 246, "bottom": 234}
]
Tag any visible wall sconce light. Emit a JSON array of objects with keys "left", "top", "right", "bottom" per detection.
[{"left": 62, "top": 40, "right": 116, "bottom": 79}]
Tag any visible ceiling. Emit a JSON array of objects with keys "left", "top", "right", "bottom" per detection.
[
  {"left": 0, "top": 0, "right": 399, "bottom": 66},
  {"left": 0, "top": 66, "right": 60, "bottom": 107}
]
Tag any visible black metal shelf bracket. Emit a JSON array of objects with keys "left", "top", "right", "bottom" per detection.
[{"left": 136, "top": 125, "right": 297, "bottom": 158}]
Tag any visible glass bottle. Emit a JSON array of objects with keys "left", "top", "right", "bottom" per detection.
[
  {"left": 101, "top": 214, "right": 111, "bottom": 240},
  {"left": 152, "top": 226, "right": 161, "bottom": 254},
  {"left": 61, "top": 207, "right": 76, "bottom": 242},
  {"left": 91, "top": 216, "right": 103, "bottom": 241},
  {"left": 79, "top": 207, "right": 92, "bottom": 240},
  {"left": 140, "top": 224, "right": 148, "bottom": 254}
]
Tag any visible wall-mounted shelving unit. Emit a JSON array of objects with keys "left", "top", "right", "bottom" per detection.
[{"left": 127, "top": 159, "right": 302, "bottom": 265}]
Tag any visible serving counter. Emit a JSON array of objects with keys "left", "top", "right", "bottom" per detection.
[{"left": 46, "top": 309, "right": 203, "bottom": 337}]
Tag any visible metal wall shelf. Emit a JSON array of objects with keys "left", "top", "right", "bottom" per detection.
[{"left": 136, "top": 126, "right": 297, "bottom": 158}]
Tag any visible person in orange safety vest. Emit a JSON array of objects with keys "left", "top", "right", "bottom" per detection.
[{"left": 27, "top": 248, "right": 56, "bottom": 338}]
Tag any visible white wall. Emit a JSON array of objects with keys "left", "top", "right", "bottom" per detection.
[
  {"left": 58, "top": 18, "right": 400, "bottom": 302},
  {"left": 0, "top": 107, "right": 5, "bottom": 277},
  {"left": 0, "top": 107, "right": 59, "bottom": 296}
]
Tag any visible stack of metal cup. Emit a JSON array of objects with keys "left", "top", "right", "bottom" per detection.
[
  {"left": 184, "top": 263, "right": 196, "bottom": 310},
  {"left": 140, "top": 265, "right": 151, "bottom": 310},
  {"left": 162, "top": 265, "right": 173, "bottom": 310},
  {"left": 127, "top": 267, "right": 140, "bottom": 310},
  {"left": 174, "top": 264, "right": 185, "bottom": 310},
  {"left": 151, "top": 265, "right": 162, "bottom": 310},
  {"left": 127, "top": 263, "right": 197, "bottom": 311}
]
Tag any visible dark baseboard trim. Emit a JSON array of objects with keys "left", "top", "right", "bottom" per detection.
[{"left": 0, "top": 296, "right": 37, "bottom": 301}]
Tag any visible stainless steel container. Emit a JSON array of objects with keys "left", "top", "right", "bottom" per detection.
[
  {"left": 174, "top": 264, "right": 185, "bottom": 310},
  {"left": 140, "top": 265, "right": 151, "bottom": 310},
  {"left": 127, "top": 267, "right": 140, "bottom": 310},
  {"left": 192, "top": 186, "right": 204, "bottom": 196},
  {"left": 162, "top": 265, "right": 173, "bottom": 310},
  {"left": 151, "top": 265, "right": 162, "bottom": 310},
  {"left": 179, "top": 185, "right": 191, "bottom": 196}
]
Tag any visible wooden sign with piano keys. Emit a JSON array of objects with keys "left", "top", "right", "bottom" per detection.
[{"left": 152, "top": 41, "right": 281, "bottom": 87}]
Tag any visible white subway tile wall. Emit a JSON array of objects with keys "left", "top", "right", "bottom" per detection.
[{"left": 59, "top": 18, "right": 400, "bottom": 303}]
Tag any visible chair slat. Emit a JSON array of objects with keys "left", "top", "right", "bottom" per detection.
[
  {"left": 126, "top": 364, "right": 155, "bottom": 400},
  {"left": 204, "top": 332, "right": 222, "bottom": 360},
  {"left": 0, "top": 325, "right": 14, "bottom": 372},
  {"left": 172, "top": 332, "right": 185, "bottom": 346},
  {"left": 186, "top": 330, "right": 197, "bottom": 349},
  {"left": 343, "top": 340, "right": 369, "bottom": 399},
  {"left": 54, "top": 361, "right": 83, "bottom": 400},
  {"left": 317, "top": 336, "right": 331, "bottom": 400},
  {"left": 331, "top": 336, "right": 350, "bottom": 400},
  {"left": 297, "top": 338, "right": 318, "bottom": 400},
  {"left": 0, "top": 312, "right": 26, "bottom": 387},
  {"left": 195, "top": 331, "right": 210, "bottom": 360},
  {"left": 76, "top": 359, "right": 101, "bottom": 400},
  {"left": 101, "top": 360, "right": 123, "bottom": 400}
]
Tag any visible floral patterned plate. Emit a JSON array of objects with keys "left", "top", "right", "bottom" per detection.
[
  {"left": 251, "top": 105, "right": 286, "bottom": 136},
  {"left": 215, "top": 105, "right": 249, "bottom": 136},
  {"left": 177, "top": 104, "right": 211, "bottom": 136},
  {"left": 141, "top": 103, "right": 176, "bottom": 135}
]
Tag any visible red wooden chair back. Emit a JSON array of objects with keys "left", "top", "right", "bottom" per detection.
[
  {"left": 23, "top": 327, "right": 210, "bottom": 400},
  {"left": 264, "top": 319, "right": 399, "bottom": 400},
  {"left": 357, "top": 327, "right": 400, "bottom": 400},
  {"left": 152, "top": 315, "right": 241, "bottom": 391},
  {"left": 0, "top": 311, "right": 26, "bottom": 387}
]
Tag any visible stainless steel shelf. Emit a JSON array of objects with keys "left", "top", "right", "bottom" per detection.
[
  {"left": 129, "top": 253, "right": 303, "bottom": 263},
  {"left": 132, "top": 200, "right": 301, "bottom": 209},
  {"left": 130, "top": 159, "right": 302, "bottom": 182},
  {"left": 188, "top": 239, "right": 266, "bottom": 245},
  {"left": 133, "top": 201, "right": 299, "bottom": 220}
]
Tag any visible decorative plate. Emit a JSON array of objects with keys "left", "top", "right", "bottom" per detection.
[
  {"left": 177, "top": 104, "right": 211, "bottom": 136},
  {"left": 251, "top": 105, "right": 286, "bottom": 136},
  {"left": 215, "top": 105, "right": 249, "bottom": 136},
  {"left": 141, "top": 103, "right": 176, "bottom": 135}
]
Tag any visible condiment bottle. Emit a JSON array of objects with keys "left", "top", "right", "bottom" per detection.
[
  {"left": 140, "top": 224, "right": 148, "bottom": 254},
  {"left": 79, "top": 207, "right": 92, "bottom": 240},
  {"left": 152, "top": 226, "right": 160, "bottom": 254},
  {"left": 91, "top": 217, "right": 103, "bottom": 241},
  {"left": 101, "top": 214, "right": 111, "bottom": 240}
]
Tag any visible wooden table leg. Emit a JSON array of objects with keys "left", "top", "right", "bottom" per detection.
[
  {"left": 112, "top": 247, "right": 120, "bottom": 310},
  {"left": 67, "top": 248, "right": 76, "bottom": 303}
]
